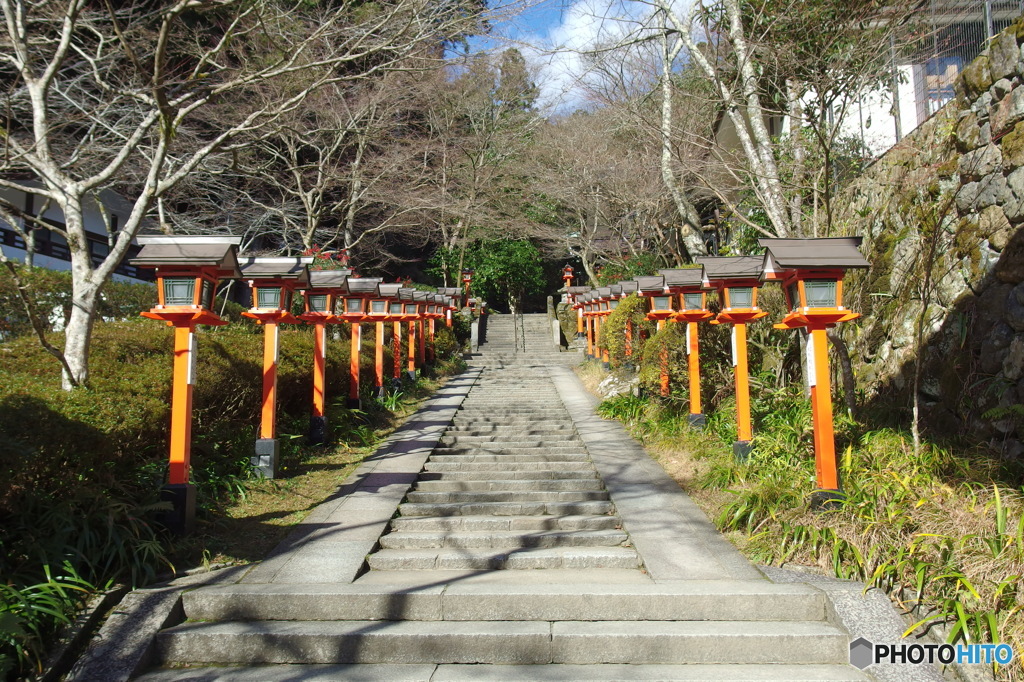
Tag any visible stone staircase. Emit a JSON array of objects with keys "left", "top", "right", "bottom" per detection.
[
  {"left": 476, "top": 313, "right": 578, "bottom": 367},
  {"left": 133, "top": 319, "right": 866, "bottom": 680},
  {"left": 365, "top": 364, "right": 640, "bottom": 571}
]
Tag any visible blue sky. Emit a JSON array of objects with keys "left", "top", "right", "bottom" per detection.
[{"left": 473, "top": 0, "right": 685, "bottom": 114}]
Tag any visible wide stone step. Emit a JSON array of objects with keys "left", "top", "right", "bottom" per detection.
[
  {"left": 422, "top": 461, "right": 595, "bottom": 473},
  {"left": 365, "top": 547, "right": 640, "bottom": 571},
  {"left": 154, "top": 620, "right": 847, "bottom": 665},
  {"left": 396, "top": 500, "right": 615, "bottom": 517},
  {"left": 431, "top": 447, "right": 588, "bottom": 457},
  {"left": 418, "top": 471, "right": 599, "bottom": 481},
  {"left": 438, "top": 438, "right": 582, "bottom": 448},
  {"left": 404, "top": 491, "right": 609, "bottom": 504},
  {"left": 389, "top": 514, "right": 618, "bottom": 532},
  {"left": 444, "top": 427, "right": 574, "bottom": 436},
  {"left": 137, "top": 663, "right": 870, "bottom": 681},
  {"left": 378, "top": 529, "right": 629, "bottom": 550},
  {"left": 427, "top": 453, "right": 591, "bottom": 463},
  {"left": 414, "top": 479, "right": 603, "bottom": 492},
  {"left": 179, "top": 581, "right": 827, "bottom": 623}
]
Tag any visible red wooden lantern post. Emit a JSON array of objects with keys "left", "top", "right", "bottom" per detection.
[
  {"left": 339, "top": 278, "right": 382, "bottom": 409},
  {"left": 660, "top": 269, "right": 714, "bottom": 425},
  {"left": 240, "top": 257, "right": 311, "bottom": 478},
  {"left": 299, "top": 270, "right": 350, "bottom": 444},
  {"left": 567, "top": 286, "right": 590, "bottom": 340},
  {"left": 616, "top": 281, "right": 638, "bottom": 366},
  {"left": 595, "top": 287, "right": 613, "bottom": 368},
  {"left": 399, "top": 288, "right": 421, "bottom": 380},
  {"left": 636, "top": 275, "right": 673, "bottom": 397},
  {"left": 413, "top": 291, "right": 429, "bottom": 366},
  {"left": 370, "top": 284, "right": 402, "bottom": 398},
  {"left": 438, "top": 287, "right": 461, "bottom": 327},
  {"left": 698, "top": 257, "right": 768, "bottom": 461},
  {"left": 760, "top": 238, "right": 869, "bottom": 506},
  {"left": 132, "top": 236, "right": 242, "bottom": 534},
  {"left": 461, "top": 269, "right": 474, "bottom": 308}
]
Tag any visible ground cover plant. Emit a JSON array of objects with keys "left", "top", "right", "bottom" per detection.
[
  {"left": 0, "top": 275, "right": 468, "bottom": 679},
  {"left": 583, "top": 291, "right": 1024, "bottom": 680}
]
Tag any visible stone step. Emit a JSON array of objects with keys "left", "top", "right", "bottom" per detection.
[
  {"left": 179, "top": 581, "right": 827, "bottom": 623},
  {"left": 397, "top": 500, "right": 615, "bottom": 517},
  {"left": 418, "top": 470, "right": 600, "bottom": 481},
  {"left": 414, "top": 479, "right": 603, "bottom": 492},
  {"left": 404, "top": 491, "right": 609, "bottom": 504},
  {"left": 431, "top": 448, "right": 588, "bottom": 457},
  {"left": 365, "top": 547, "right": 640, "bottom": 571},
  {"left": 389, "top": 514, "right": 617, "bottom": 532},
  {"left": 422, "top": 461, "right": 595, "bottom": 473},
  {"left": 427, "top": 454, "right": 591, "bottom": 463},
  {"left": 449, "top": 419, "right": 574, "bottom": 428},
  {"left": 438, "top": 438, "right": 581, "bottom": 448},
  {"left": 154, "top": 620, "right": 847, "bottom": 665},
  {"left": 444, "top": 427, "right": 574, "bottom": 435},
  {"left": 378, "top": 529, "right": 629, "bottom": 550},
  {"left": 136, "top": 663, "right": 870, "bottom": 681}
]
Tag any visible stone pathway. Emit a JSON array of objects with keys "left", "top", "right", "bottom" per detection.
[{"left": 117, "top": 315, "right": 872, "bottom": 681}]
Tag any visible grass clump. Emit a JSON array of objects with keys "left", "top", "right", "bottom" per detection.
[{"left": 587, "top": 364, "right": 1024, "bottom": 680}]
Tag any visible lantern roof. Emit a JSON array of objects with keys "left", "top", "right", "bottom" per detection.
[
  {"left": 410, "top": 291, "right": 428, "bottom": 302},
  {"left": 608, "top": 284, "right": 623, "bottom": 296},
  {"left": 567, "top": 286, "right": 591, "bottom": 295},
  {"left": 658, "top": 268, "right": 703, "bottom": 288},
  {"left": 377, "top": 283, "right": 403, "bottom": 298},
  {"left": 307, "top": 269, "right": 351, "bottom": 290},
  {"left": 132, "top": 235, "right": 242, "bottom": 277},
  {"left": 239, "top": 256, "right": 312, "bottom": 285},
  {"left": 437, "top": 287, "right": 461, "bottom": 297},
  {"left": 596, "top": 287, "right": 612, "bottom": 298},
  {"left": 399, "top": 288, "right": 418, "bottom": 301},
  {"left": 618, "top": 281, "right": 639, "bottom": 295},
  {"left": 344, "top": 277, "right": 383, "bottom": 295},
  {"left": 696, "top": 256, "right": 764, "bottom": 284},
  {"left": 757, "top": 237, "right": 869, "bottom": 276},
  {"left": 634, "top": 276, "right": 665, "bottom": 293}
]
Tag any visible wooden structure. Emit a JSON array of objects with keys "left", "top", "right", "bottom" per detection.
[
  {"left": 132, "top": 235, "right": 242, "bottom": 534},
  {"left": 760, "top": 237, "right": 869, "bottom": 505},
  {"left": 239, "top": 256, "right": 311, "bottom": 478},
  {"left": 663, "top": 268, "right": 713, "bottom": 426},
  {"left": 698, "top": 256, "right": 767, "bottom": 461},
  {"left": 299, "top": 269, "right": 351, "bottom": 444}
]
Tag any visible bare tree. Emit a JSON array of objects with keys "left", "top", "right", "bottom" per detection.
[{"left": 0, "top": 0, "right": 482, "bottom": 389}]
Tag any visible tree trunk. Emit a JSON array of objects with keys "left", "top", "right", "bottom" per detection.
[
  {"left": 659, "top": 29, "right": 707, "bottom": 260},
  {"left": 61, "top": 201, "right": 105, "bottom": 390},
  {"left": 827, "top": 329, "right": 856, "bottom": 419}
]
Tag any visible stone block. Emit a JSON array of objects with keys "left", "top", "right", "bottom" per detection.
[
  {"left": 963, "top": 55, "right": 994, "bottom": 99},
  {"left": 959, "top": 144, "right": 1002, "bottom": 178},
  {"left": 991, "top": 86, "right": 1024, "bottom": 136},
  {"left": 990, "top": 31, "right": 1020, "bottom": 81},
  {"left": 252, "top": 438, "right": 279, "bottom": 479},
  {"left": 956, "top": 111, "right": 981, "bottom": 152},
  {"left": 992, "top": 77, "right": 1014, "bottom": 101},
  {"left": 1003, "top": 335, "right": 1024, "bottom": 381}
]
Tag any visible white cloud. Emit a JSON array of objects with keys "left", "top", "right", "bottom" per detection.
[{"left": 506, "top": 0, "right": 694, "bottom": 114}]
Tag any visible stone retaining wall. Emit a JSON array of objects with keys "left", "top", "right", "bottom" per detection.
[{"left": 842, "top": 16, "right": 1024, "bottom": 453}]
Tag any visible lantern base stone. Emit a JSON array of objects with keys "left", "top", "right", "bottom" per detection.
[
  {"left": 810, "top": 488, "right": 846, "bottom": 511},
  {"left": 308, "top": 416, "right": 328, "bottom": 445},
  {"left": 687, "top": 413, "right": 706, "bottom": 428},
  {"left": 347, "top": 398, "right": 362, "bottom": 410},
  {"left": 406, "top": 370, "right": 418, "bottom": 382},
  {"left": 374, "top": 385, "right": 386, "bottom": 399},
  {"left": 157, "top": 483, "right": 196, "bottom": 536},
  {"left": 252, "top": 438, "right": 279, "bottom": 479},
  {"left": 732, "top": 440, "right": 753, "bottom": 463}
]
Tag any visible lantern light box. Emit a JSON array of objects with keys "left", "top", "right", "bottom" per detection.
[{"left": 133, "top": 236, "right": 242, "bottom": 317}]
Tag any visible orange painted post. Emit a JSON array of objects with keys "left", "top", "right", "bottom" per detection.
[
  {"left": 809, "top": 327, "right": 839, "bottom": 491},
  {"left": 687, "top": 322, "right": 702, "bottom": 415},
  {"left": 311, "top": 321, "right": 328, "bottom": 442},
  {"left": 169, "top": 324, "right": 196, "bottom": 486},
  {"left": 586, "top": 312, "right": 594, "bottom": 358},
  {"left": 260, "top": 321, "right": 280, "bottom": 440},
  {"left": 733, "top": 323, "right": 753, "bottom": 443},
  {"left": 375, "top": 321, "right": 385, "bottom": 398},
  {"left": 419, "top": 319, "right": 427, "bottom": 365},
  {"left": 428, "top": 319, "right": 436, "bottom": 362},
  {"left": 577, "top": 307, "right": 584, "bottom": 338},
  {"left": 393, "top": 321, "right": 403, "bottom": 383},
  {"left": 624, "top": 319, "right": 633, "bottom": 365},
  {"left": 348, "top": 322, "right": 362, "bottom": 408},
  {"left": 407, "top": 320, "right": 417, "bottom": 380}
]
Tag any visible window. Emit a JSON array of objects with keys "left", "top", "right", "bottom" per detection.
[
  {"left": 371, "top": 300, "right": 386, "bottom": 313},
  {"left": 728, "top": 287, "right": 753, "bottom": 308},
  {"left": 345, "top": 298, "right": 362, "bottom": 313},
  {"left": 683, "top": 293, "right": 703, "bottom": 311},
  {"left": 257, "top": 286, "right": 282, "bottom": 309},
  {"left": 652, "top": 296, "right": 671, "bottom": 311},
  {"left": 163, "top": 277, "right": 195, "bottom": 306},
  {"left": 803, "top": 280, "right": 837, "bottom": 308},
  {"left": 308, "top": 294, "right": 328, "bottom": 312},
  {"left": 389, "top": 302, "right": 403, "bottom": 314}
]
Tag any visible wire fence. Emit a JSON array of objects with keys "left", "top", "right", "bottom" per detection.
[{"left": 852, "top": 1, "right": 1024, "bottom": 155}]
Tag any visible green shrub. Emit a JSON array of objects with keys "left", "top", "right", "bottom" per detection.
[{"left": 599, "top": 294, "right": 655, "bottom": 368}]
